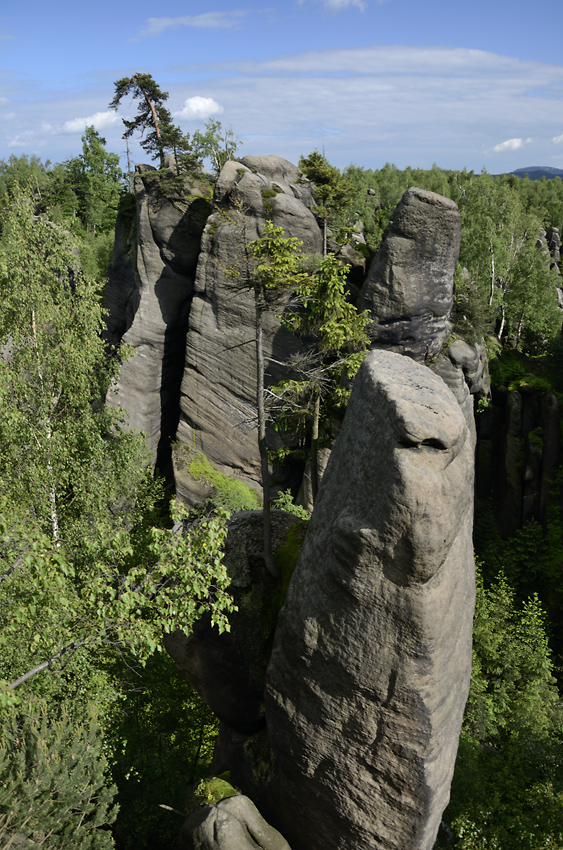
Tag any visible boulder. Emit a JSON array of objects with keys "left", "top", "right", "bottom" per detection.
[
  {"left": 264, "top": 349, "right": 475, "bottom": 850},
  {"left": 180, "top": 795, "right": 291, "bottom": 850},
  {"left": 358, "top": 188, "right": 461, "bottom": 362}
]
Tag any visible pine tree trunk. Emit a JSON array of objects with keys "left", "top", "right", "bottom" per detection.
[
  {"left": 311, "top": 391, "right": 320, "bottom": 504},
  {"left": 255, "top": 297, "right": 278, "bottom": 578}
]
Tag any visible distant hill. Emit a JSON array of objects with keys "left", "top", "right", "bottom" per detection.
[{"left": 507, "top": 166, "right": 563, "bottom": 181}]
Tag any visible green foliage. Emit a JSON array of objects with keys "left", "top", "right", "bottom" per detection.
[
  {"left": 177, "top": 448, "right": 261, "bottom": 514},
  {"left": 0, "top": 133, "right": 124, "bottom": 285},
  {"left": 464, "top": 567, "right": 558, "bottom": 742},
  {"left": 299, "top": 151, "right": 354, "bottom": 254},
  {"left": 442, "top": 565, "right": 563, "bottom": 848},
  {"left": 271, "top": 489, "right": 310, "bottom": 519},
  {"left": 62, "top": 126, "right": 125, "bottom": 235},
  {"left": 194, "top": 776, "right": 238, "bottom": 807},
  {"left": 271, "top": 254, "right": 370, "bottom": 499},
  {"left": 488, "top": 349, "right": 529, "bottom": 388},
  {"left": 0, "top": 699, "right": 117, "bottom": 849},
  {"left": 247, "top": 220, "right": 308, "bottom": 298},
  {"left": 191, "top": 120, "right": 241, "bottom": 175},
  {"left": 0, "top": 188, "right": 148, "bottom": 555},
  {"left": 0, "top": 154, "right": 54, "bottom": 202},
  {"left": 108, "top": 652, "right": 219, "bottom": 850}
]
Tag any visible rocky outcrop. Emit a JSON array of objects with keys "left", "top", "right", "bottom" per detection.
[
  {"left": 358, "top": 188, "right": 461, "bottom": 362},
  {"left": 546, "top": 226, "right": 561, "bottom": 274},
  {"left": 174, "top": 156, "right": 322, "bottom": 504},
  {"left": 180, "top": 796, "right": 291, "bottom": 850},
  {"left": 433, "top": 338, "right": 490, "bottom": 437},
  {"left": 357, "top": 186, "right": 489, "bottom": 434},
  {"left": 105, "top": 156, "right": 322, "bottom": 500},
  {"left": 263, "top": 350, "right": 475, "bottom": 850},
  {"left": 105, "top": 169, "right": 488, "bottom": 505},
  {"left": 104, "top": 167, "right": 211, "bottom": 475}
]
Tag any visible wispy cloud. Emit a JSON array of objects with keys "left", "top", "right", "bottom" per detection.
[
  {"left": 553, "top": 133, "right": 563, "bottom": 145},
  {"left": 324, "top": 0, "right": 367, "bottom": 10},
  {"left": 298, "top": 0, "right": 392, "bottom": 9},
  {"left": 174, "top": 96, "right": 223, "bottom": 121},
  {"left": 493, "top": 137, "right": 532, "bottom": 153},
  {"left": 135, "top": 11, "right": 248, "bottom": 40},
  {"left": 0, "top": 97, "right": 9, "bottom": 106},
  {"left": 62, "top": 111, "right": 120, "bottom": 134}
]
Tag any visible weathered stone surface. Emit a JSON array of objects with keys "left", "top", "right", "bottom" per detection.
[
  {"left": 432, "top": 338, "right": 490, "bottom": 436},
  {"left": 180, "top": 796, "right": 291, "bottom": 850},
  {"left": 174, "top": 158, "right": 322, "bottom": 505},
  {"left": 358, "top": 188, "right": 461, "bottom": 361},
  {"left": 164, "top": 510, "right": 302, "bottom": 734},
  {"left": 104, "top": 169, "right": 211, "bottom": 475},
  {"left": 264, "top": 349, "right": 475, "bottom": 850}
]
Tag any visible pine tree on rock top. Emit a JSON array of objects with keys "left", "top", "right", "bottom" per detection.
[{"left": 109, "top": 73, "right": 182, "bottom": 170}]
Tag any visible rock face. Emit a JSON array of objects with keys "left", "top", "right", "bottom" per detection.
[
  {"left": 476, "top": 385, "right": 561, "bottom": 536},
  {"left": 358, "top": 188, "right": 461, "bottom": 362},
  {"left": 264, "top": 350, "right": 475, "bottom": 850},
  {"left": 105, "top": 156, "right": 322, "bottom": 500},
  {"left": 174, "top": 156, "right": 322, "bottom": 505},
  {"left": 104, "top": 167, "right": 211, "bottom": 475}
]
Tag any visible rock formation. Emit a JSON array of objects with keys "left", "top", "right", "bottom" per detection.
[
  {"left": 476, "top": 384, "right": 561, "bottom": 537},
  {"left": 104, "top": 156, "right": 322, "bottom": 499},
  {"left": 174, "top": 156, "right": 322, "bottom": 505},
  {"left": 358, "top": 188, "right": 461, "bottom": 362},
  {"left": 180, "top": 795, "right": 291, "bottom": 850},
  {"left": 264, "top": 350, "right": 475, "bottom": 850},
  {"left": 357, "top": 187, "right": 489, "bottom": 436},
  {"left": 104, "top": 167, "right": 211, "bottom": 476}
]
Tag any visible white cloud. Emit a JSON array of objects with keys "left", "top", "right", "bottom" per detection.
[
  {"left": 324, "top": 0, "right": 367, "bottom": 10},
  {"left": 136, "top": 11, "right": 247, "bottom": 39},
  {"left": 62, "top": 111, "right": 120, "bottom": 134},
  {"left": 0, "top": 97, "right": 9, "bottom": 106},
  {"left": 553, "top": 133, "right": 563, "bottom": 145},
  {"left": 493, "top": 138, "right": 533, "bottom": 153},
  {"left": 299, "top": 0, "right": 392, "bottom": 8},
  {"left": 174, "top": 96, "right": 223, "bottom": 121}
]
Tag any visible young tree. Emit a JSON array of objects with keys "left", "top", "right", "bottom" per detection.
[
  {"left": 299, "top": 150, "right": 354, "bottom": 257},
  {"left": 192, "top": 120, "right": 241, "bottom": 175},
  {"left": 272, "top": 254, "right": 370, "bottom": 502},
  {"left": 241, "top": 221, "right": 308, "bottom": 576},
  {"left": 0, "top": 188, "right": 235, "bottom": 700},
  {"left": 64, "top": 126, "right": 124, "bottom": 234}
]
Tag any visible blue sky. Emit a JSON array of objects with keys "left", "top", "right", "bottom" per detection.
[{"left": 2, "top": 0, "right": 563, "bottom": 174}]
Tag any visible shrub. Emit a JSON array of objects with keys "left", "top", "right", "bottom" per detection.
[{"left": 0, "top": 700, "right": 117, "bottom": 849}]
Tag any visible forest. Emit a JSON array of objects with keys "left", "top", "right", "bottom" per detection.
[{"left": 2, "top": 109, "right": 563, "bottom": 849}]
